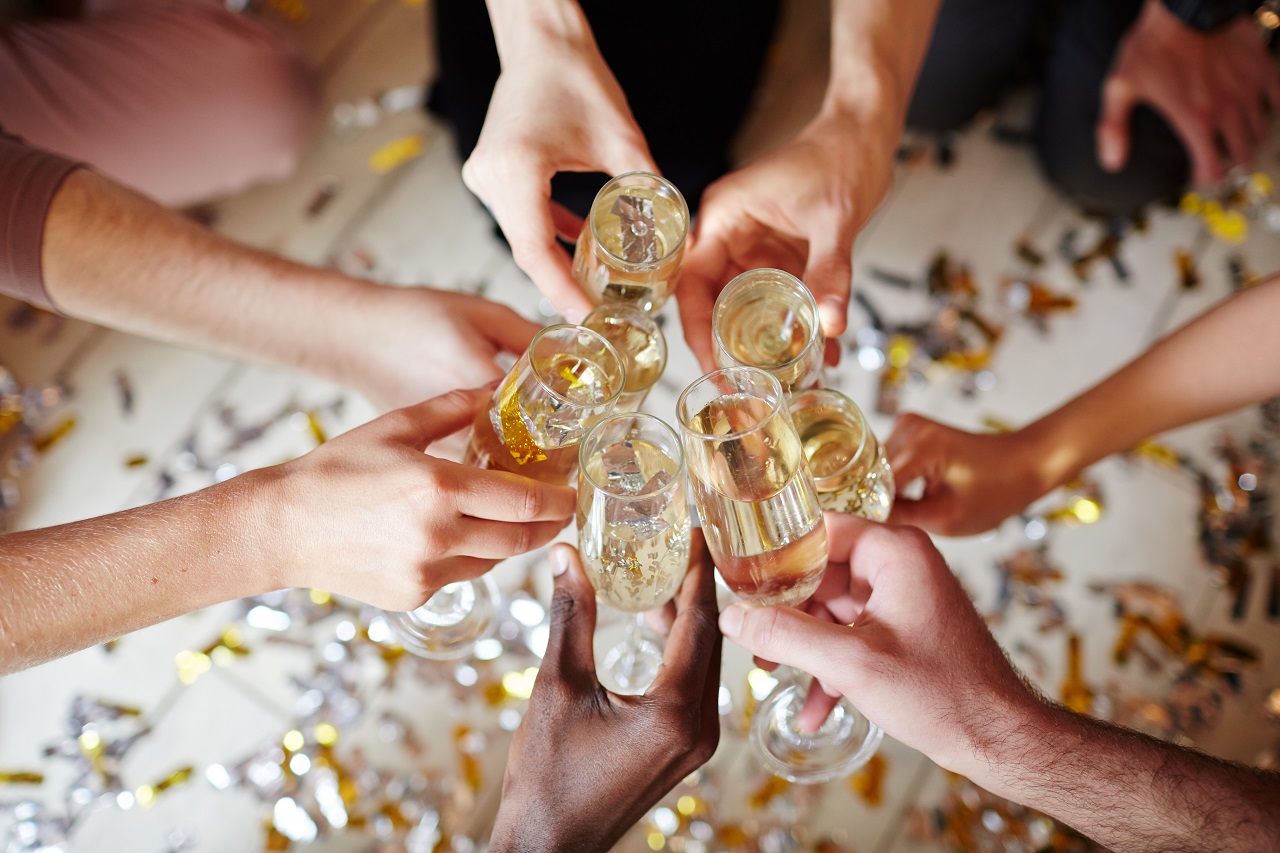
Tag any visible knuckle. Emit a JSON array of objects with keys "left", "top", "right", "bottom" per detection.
[{"left": 518, "top": 483, "right": 545, "bottom": 520}]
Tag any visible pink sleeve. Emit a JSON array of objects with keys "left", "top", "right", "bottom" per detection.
[{"left": 0, "top": 128, "right": 81, "bottom": 312}]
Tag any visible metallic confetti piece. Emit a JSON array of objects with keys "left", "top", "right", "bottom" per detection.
[
  {"left": 306, "top": 179, "right": 340, "bottom": 218},
  {"left": 114, "top": 369, "right": 135, "bottom": 415},
  {"left": 1014, "top": 238, "right": 1045, "bottom": 268},
  {"left": 1175, "top": 250, "right": 1200, "bottom": 290},
  {"left": 369, "top": 134, "right": 425, "bottom": 175},
  {"left": 0, "top": 771, "right": 43, "bottom": 784},
  {"left": 1060, "top": 634, "right": 1094, "bottom": 714},
  {"left": 611, "top": 195, "right": 658, "bottom": 263},
  {"left": 125, "top": 454, "right": 149, "bottom": 469},
  {"left": 848, "top": 754, "right": 886, "bottom": 805},
  {"left": 34, "top": 415, "right": 76, "bottom": 452}
]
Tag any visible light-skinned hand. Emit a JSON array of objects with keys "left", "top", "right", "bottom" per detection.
[
  {"left": 718, "top": 514, "right": 1038, "bottom": 778},
  {"left": 884, "top": 412, "right": 1059, "bottom": 536},
  {"left": 1098, "top": 0, "right": 1280, "bottom": 183},
  {"left": 341, "top": 285, "right": 542, "bottom": 412},
  {"left": 461, "top": 35, "right": 659, "bottom": 323},
  {"left": 261, "top": 386, "right": 576, "bottom": 610},
  {"left": 678, "top": 107, "right": 894, "bottom": 371}
]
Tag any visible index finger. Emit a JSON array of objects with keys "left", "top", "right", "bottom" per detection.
[
  {"left": 449, "top": 464, "right": 578, "bottom": 522},
  {"left": 650, "top": 531, "right": 720, "bottom": 698},
  {"left": 489, "top": 177, "right": 594, "bottom": 323}
]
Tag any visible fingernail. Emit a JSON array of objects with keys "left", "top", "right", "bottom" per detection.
[
  {"left": 1098, "top": 137, "right": 1121, "bottom": 172},
  {"left": 550, "top": 545, "right": 569, "bottom": 577},
  {"left": 819, "top": 297, "right": 845, "bottom": 331},
  {"left": 719, "top": 604, "right": 744, "bottom": 638}
]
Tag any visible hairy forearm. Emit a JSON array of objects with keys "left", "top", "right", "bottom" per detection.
[
  {"left": 968, "top": 697, "right": 1280, "bottom": 852},
  {"left": 0, "top": 471, "right": 281, "bottom": 674},
  {"left": 1024, "top": 275, "right": 1280, "bottom": 488},
  {"left": 41, "top": 170, "right": 375, "bottom": 388},
  {"left": 826, "top": 0, "right": 941, "bottom": 124}
]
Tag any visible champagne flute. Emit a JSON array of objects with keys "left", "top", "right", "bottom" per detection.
[
  {"left": 677, "top": 367, "right": 878, "bottom": 782},
  {"left": 571, "top": 171, "right": 690, "bottom": 314},
  {"left": 788, "top": 388, "right": 895, "bottom": 520},
  {"left": 386, "top": 325, "right": 626, "bottom": 660},
  {"left": 712, "top": 268, "right": 825, "bottom": 392},
  {"left": 583, "top": 303, "right": 668, "bottom": 413},
  {"left": 577, "top": 413, "right": 690, "bottom": 694}
]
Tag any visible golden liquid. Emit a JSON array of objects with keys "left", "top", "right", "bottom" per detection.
[
  {"left": 716, "top": 294, "right": 823, "bottom": 391},
  {"left": 686, "top": 395, "right": 827, "bottom": 606},
  {"left": 583, "top": 313, "right": 665, "bottom": 394},
  {"left": 577, "top": 438, "right": 690, "bottom": 612},
  {"left": 792, "top": 403, "right": 894, "bottom": 521},
  {"left": 461, "top": 351, "right": 618, "bottom": 486},
  {"left": 572, "top": 186, "right": 687, "bottom": 314}
]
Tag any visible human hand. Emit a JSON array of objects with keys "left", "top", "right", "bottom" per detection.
[
  {"left": 718, "top": 514, "right": 1040, "bottom": 778},
  {"left": 490, "top": 535, "right": 722, "bottom": 852},
  {"left": 678, "top": 107, "right": 895, "bottom": 370},
  {"left": 259, "top": 387, "right": 576, "bottom": 610},
  {"left": 1098, "top": 0, "right": 1280, "bottom": 183},
  {"left": 461, "top": 26, "right": 658, "bottom": 323},
  {"left": 342, "top": 285, "right": 542, "bottom": 411},
  {"left": 884, "top": 413, "right": 1061, "bottom": 536}
]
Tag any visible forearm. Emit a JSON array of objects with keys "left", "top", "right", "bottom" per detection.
[
  {"left": 826, "top": 0, "right": 940, "bottom": 126},
  {"left": 41, "top": 170, "right": 375, "bottom": 387},
  {"left": 0, "top": 469, "right": 281, "bottom": 674},
  {"left": 967, "top": 697, "right": 1280, "bottom": 852},
  {"left": 1024, "top": 275, "right": 1280, "bottom": 488}
]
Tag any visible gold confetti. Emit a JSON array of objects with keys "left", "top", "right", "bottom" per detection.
[
  {"left": 34, "top": 415, "right": 76, "bottom": 452},
  {"left": 849, "top": 753, "right": 886, "bottom": 805},
  {"left": 1060, "top": 634, "right": 1094, "bottom": 714},
  {"left": 0, "top": 771, "right": 43, "bottom": 784},
  {"left": 305, "top": 410, "right": 327, "bottom": 445},
  {"left": 369, "top": 134, "right": 425, "bottom": 174}
]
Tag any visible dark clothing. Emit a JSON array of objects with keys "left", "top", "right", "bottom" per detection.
[
  {"left": 429, "top": 0, "right": 780, "bottom": 217},
  {"left": 429, "top": 0, "right": 1255, "bottom": 218}
]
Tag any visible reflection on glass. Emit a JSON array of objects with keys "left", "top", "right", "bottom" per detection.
[
  {"left": 577, "top": 414, "right": 690, "bottom": 694},
  {"left": 676, "top": 367, "right": 826, "bottom": 606},
  {"left": 583, "top": 303, "right": 667, "bottom": 413},
  {"left": 571, "top": 172, "right": 690, "bottom": 314},
  {"left": 463, "top": 324, "right": 625, "bottom": 485},
  {"left": 788, "top": 388, "right": 895, "bottom": 520},
  {"left": 712, "top": 268, "right": 825, "bottom": 392}
]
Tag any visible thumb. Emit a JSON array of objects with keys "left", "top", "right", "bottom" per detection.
[
  {"left": 1096, "top": 76, "right": 1136, "bottom": 173},
  {"left": 719, "top": 603, "right": 862, "bottom": 693},
  {"left": 374, "top": 386, "right": 489, "bottom": 449},
  {"left": 803, "top": 226, "right": 855, "bottom": 338},
  {"left": 886, "top": 496, "right": 949, "bottom": 531},
  {"left": 539, "top": 544, "right": 600, "bottom": 684}
]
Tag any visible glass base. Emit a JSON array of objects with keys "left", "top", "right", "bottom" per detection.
[
  {"left": 750, "top": 680, "right": 883, "bottom": 783},
  {"left": 385, "top": 575, "right": 500, "bottom": 660}
]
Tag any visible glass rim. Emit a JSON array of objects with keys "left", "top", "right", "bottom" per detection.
[
  {"left": 583, "top": 303, "right": 669, "bottom": 393},
  {"left": 676, "top": 366, "right": 786, "bottom": 441},
  {"left": 788, "top": 388, "right": 873, "bottom": 485},
  {"left": 578, "top": 412, "right": 686, "bottom": 498},
  {"left": 590, "top": 171, "right": 690, "bottom": 269},
  {"left": 712, "top": 268, "right": 823, "bottom": 374},
  {"left": 529, "top": 323, "right": 626, "bottom": 408}
]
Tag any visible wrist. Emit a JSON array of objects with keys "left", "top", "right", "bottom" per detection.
[
  {"left": 217, "top": 465, "right": 297, "bottom": 594},
  {"left": 1016, "top": 414, "right": 1089, "bottom": 496},
  {"left": 953, "top": 686, "right": 1062, "bottom": 797},
  {"left": 486, "top": 0, "right": 597, "bottom": 65}
]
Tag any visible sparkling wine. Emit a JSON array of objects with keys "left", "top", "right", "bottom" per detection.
[
  {"left": 578, "top": 437, "right": 690, "bottom": 611},
  {"left": 713, "top": 269, "right": 824, "bottom": 392},
  {"left": 687, "top": 394, "right": 827, "bottom": 606},
  {"left": 572, "top": 175, "right": 689, "bottom": 314},
  {"left": 791, "top": 395, "right": 895, "bottom": 521},
  {"left": 583, "top": 304, "right": 666, "bottom": 412},
  {"left": 463, "top": 350, "right": 619, "bottom": 485}
]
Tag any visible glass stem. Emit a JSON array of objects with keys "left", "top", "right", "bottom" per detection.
[{"left": 622, "top": 614, "right": 646, "bottom": 681}]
